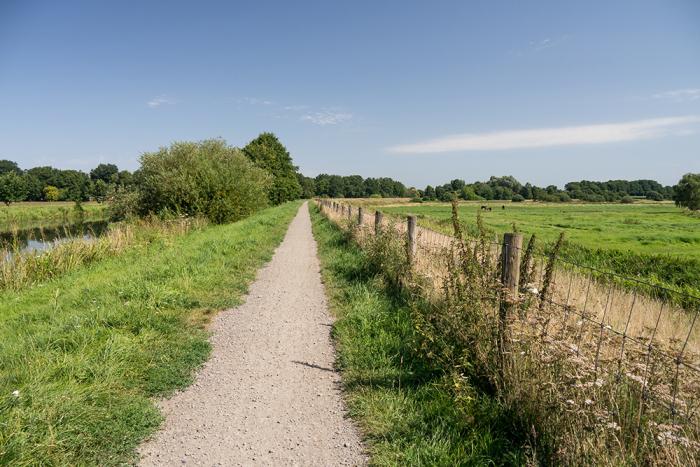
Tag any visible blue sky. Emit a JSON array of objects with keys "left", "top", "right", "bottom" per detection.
[{"left": 1, "top": 0, "right": 699, "bottom": 188}]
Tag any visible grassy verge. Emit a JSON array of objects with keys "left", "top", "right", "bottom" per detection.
[
  {"left": 309, "top": 204, "right": 524, "bottom": 465},
  {"left": 0, "top": 201, "right": 301, "bottom": 465}
]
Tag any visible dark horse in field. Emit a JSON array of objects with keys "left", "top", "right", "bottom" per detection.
[{"left": 480, "top": 205, "right": 492, "bottom": 211}]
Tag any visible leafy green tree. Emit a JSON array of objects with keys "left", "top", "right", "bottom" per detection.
[
  {"left": 673, "top": 173, "right": 700, "bottom": 211},
  {"left": 0, "top": 171, "right": 28, "bottom": 205},
  {"left": 0, "top": 160, "right": 21, "bottom": 175},
  {"left": 297, "top": 174, "right": 316, "bottom": 198},
  {"left": 139, "top": 139, "right": 271, "bottom": 223},
  {"left": 243, "top": 133, "right": 301, "bottom": 204},
  {"left": 91, "top": 179, "right": 110, "bottom": 202},
  {"left": 43, "top": 185, "right": 61, "bottom": 201},
  {"left": 90, "top": 163, "right": 119, "bottom": 183}
]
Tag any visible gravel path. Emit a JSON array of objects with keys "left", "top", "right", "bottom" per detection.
[{"left": 139, "top": 202, "right": 366, "bottom": 466}]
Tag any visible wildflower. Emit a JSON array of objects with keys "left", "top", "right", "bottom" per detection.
[
  {"left": 565, "top": 399, "right": 575, "bottom": 405},
  {"left": 606, "top": 421, "right": 620, "bottom": 431},
  {"left": 584, "top": 398, "right": 594, "bottom": 405},
  {"left": 11, "top": 390, "right": 19, "bottom": 398}
]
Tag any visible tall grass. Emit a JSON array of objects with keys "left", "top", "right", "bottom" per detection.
[
  {"left": 0, "top": 201, "right": 301, "bottom": 465},
  {"left": 318, "top": 200, "right": 699, "bottom": 465},
  {"left": 0, "top": 218, "right": 205, "bottom": 291},
  {"left": 309, "top": 204, "right": 525, "bottom": 465}
]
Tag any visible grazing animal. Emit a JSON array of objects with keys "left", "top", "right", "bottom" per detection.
[
  {"left": 502, "top": 205, "right": 505, "bottom": 210},
  {"left": 480, "top": 205, "right": 492, "bottom": 211}
]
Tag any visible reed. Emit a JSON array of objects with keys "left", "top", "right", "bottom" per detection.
[{"left": 0, "top": 217, "right": 206, "bottom": 291}]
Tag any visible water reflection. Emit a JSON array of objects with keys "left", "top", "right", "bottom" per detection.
[{"left": 0, "top": 221, "right": 110, "bottom": 256}]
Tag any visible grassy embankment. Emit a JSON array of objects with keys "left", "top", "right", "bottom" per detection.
[
  {"left": 375, "top": 201, "right": 700, "bottom": 301},
  {"left": 0, "top": 201, "right": 301, "bottom": 465},
  {"left": 0, "top": 202, "right": 108, "bottom": 231},
  {"left": 309, "top": 204, "right": 524, "bottom": 465}
]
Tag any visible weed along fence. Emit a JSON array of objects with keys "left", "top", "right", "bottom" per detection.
[{"left": 316, "top": 198, "right": 700, "bottom": 461}]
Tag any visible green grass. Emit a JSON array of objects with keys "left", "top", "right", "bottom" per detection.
[
  {"left": 0, "top": 201, "right": 301, "bottom": 465},
  {"left": 377, "top": 201, "right": 700, "bottom": 302},
  {"left": 0, "top": 202, "right": 108, "bottom": 231},
  {"left": 309, "top": 204, "right": 524, "bottom": 465}
]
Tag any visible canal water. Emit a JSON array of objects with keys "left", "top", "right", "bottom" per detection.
[{"left": 0, "top": 221, "right": 110, "bottom": 257}]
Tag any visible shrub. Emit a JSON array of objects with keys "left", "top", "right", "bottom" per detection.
[
  {"left": 43, "top": 185, "right": 61, "bottom": 201},
  {"left": 137, "top": 139, "right": 271, "bottom": 223},
  {"left": 511, "top": 194, "right": 525, "bottom": 202},
  {"left": 620, "top": 195, "right": 634, "bottom": 204}
]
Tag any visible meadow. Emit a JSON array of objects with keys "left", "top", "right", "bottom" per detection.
[
  {"left": 0, "top": 201, "right": 109, "bottom": 231},
  {"left": 364, "top": 200, "right": 700, "bottom": 300},
  {"left": 0, "top": 201, "right": 301, "bottom": 465}
]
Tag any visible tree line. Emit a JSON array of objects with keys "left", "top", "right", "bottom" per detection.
[{"left": 418, "top": 176, "right": 676, "bottom": 203}]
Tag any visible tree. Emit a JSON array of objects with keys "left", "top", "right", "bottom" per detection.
[
  {"left": 673, "top": 173, "right": 700, "bottom": 211},
  {"left": 0, "top": 160, "right": 21, "bottom": 175},
  {"left": 43, "top": 185, "right": 61, "bottom": 201},
  {"left": 139, "top": 139, "right": 271, "bottom": 223},
  {"left": 90, "top": 163, "right": 119, "bottom": 183},
  {"left": 297, "top": 174, "right": 315, "bottom": 199},
  {"left": 243, "top": 133, "right": 301, "bottom": 204},
  {"left": 91, "top": 179, "right": 110, "bottom": 202},
  {"left": 0, "top": 172, "right": 28, "bottom": 205}
]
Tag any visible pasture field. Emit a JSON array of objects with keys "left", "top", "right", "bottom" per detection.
[
  {"left": 0, "top": 201, "right": 301, "bottom": 465},
  {"left": 0, "top": 201, "right": 108, "bottom": 231},
  {"left": 357, "top": 200, "right": 700, "bottom": 300}
]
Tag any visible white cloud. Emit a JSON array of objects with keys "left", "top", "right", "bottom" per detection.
[
  {"left": 652, "top": 88, "right": 700, "bottom": 102},
  {"left": 388, "top": 116, "right": 700, "bottom": 154},
  {"left": 301, "top": 111, "right": 352, "bottom": 126},
  {"left": 147, "top": 95, "right": 176, "bottom": 108}
]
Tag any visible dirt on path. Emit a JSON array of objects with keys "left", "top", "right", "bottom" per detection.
[{"left": 139, "top": 202, "right": 366, "bottom": 466}]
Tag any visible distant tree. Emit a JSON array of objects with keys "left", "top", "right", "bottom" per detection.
[
  {"left": 43, "top": 185, "right": 61, "bottom": 201},
  {"left": 243, "top": 133, "right": 302, "bottom": 204},
  {"left": 90, "top": 163, "right": 119, "bottom": 183},
  {"left": 0, "top": 160, "right": 21, "bottom": 175},
  {"left": 0, "top": 172, "right": 28, "bottom": 205},
  {"left": 512, "top": 194, "right": 525, "bottom": 202},
  {"left": 424, "top": 185, "right": 435, "bottom": 200},
  {"left": 646, "top": 191, "right": 664, "bottom": 201},
  {"left": 297, "top": 173, "right": 316, "bottom": 199},
  {"left": 91, "top": 179, "right": 110, "bottom": 202},
  {"left": 673, "top": 173, "right": 700, "bottom": 211}
]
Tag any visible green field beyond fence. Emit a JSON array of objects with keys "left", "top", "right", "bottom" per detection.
[{"left": 373, "top": 201, "right": 700, "bottom": 300}]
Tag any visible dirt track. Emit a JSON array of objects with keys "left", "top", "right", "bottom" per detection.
[{"left": 139, "top": 202, "right": 365, "bottom": 466}]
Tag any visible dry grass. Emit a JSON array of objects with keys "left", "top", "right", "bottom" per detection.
[{"left": 319, "top": 199, "right": 700, "bottom": 465}]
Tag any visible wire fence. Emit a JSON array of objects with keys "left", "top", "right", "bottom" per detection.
[{"left": 317, "top": 199, "right": 700, "bottom": 450}]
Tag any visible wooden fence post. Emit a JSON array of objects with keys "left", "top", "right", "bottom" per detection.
[
  {"left": 407, "top": 215, "right": 417, "bottom": 264},
  {"left": 358, "top": 207, "right": 364, "bottom": 225},
  {"left": 499, "top": 233, "right": 523, "bottom": 355},
  {"left": 374, "top": 211, "right": 383, "bottom": 235},
  {"left": 347, "top": 205, "right": 353, "bottom": 219}
]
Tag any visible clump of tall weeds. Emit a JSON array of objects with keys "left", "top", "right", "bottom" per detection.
[{"left": 323, "top": 200, "right": 700, "bottom": 465}]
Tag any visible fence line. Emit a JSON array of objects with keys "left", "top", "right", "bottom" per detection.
[{"left": 316, "top": 198, "right": 700, "bottom": 448}]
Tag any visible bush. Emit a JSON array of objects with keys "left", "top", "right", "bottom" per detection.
[
  {"left": 369, "top": 193, "right": 382, "bottom": 199},
  {"left": 646, "top": 190, "right": 664, "bottom": 201},
  {"left": 620, "top": 196, "right": 634, "bottom": 204},
  {"left": 137, "top": 139, "right": 271, "bottom": 223},
  {"left": 673, "top": 173, "right": 700, "bottom": 210},
  {"left": 511, "top": 194, "right": 525, "bottom": 202}
]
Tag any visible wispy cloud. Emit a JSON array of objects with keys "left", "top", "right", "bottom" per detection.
[
  {"left": 388, "top": 116, "right": 700, "bottom": 154},
  {"left": 301, "top": 111, "right": 353, "bottom": 126},
  {"left": 652, "top": 88, "right": 700, "bottom": 102},
  {"left": 147, "top": 95, "right": 176, "bottom": 108}
]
